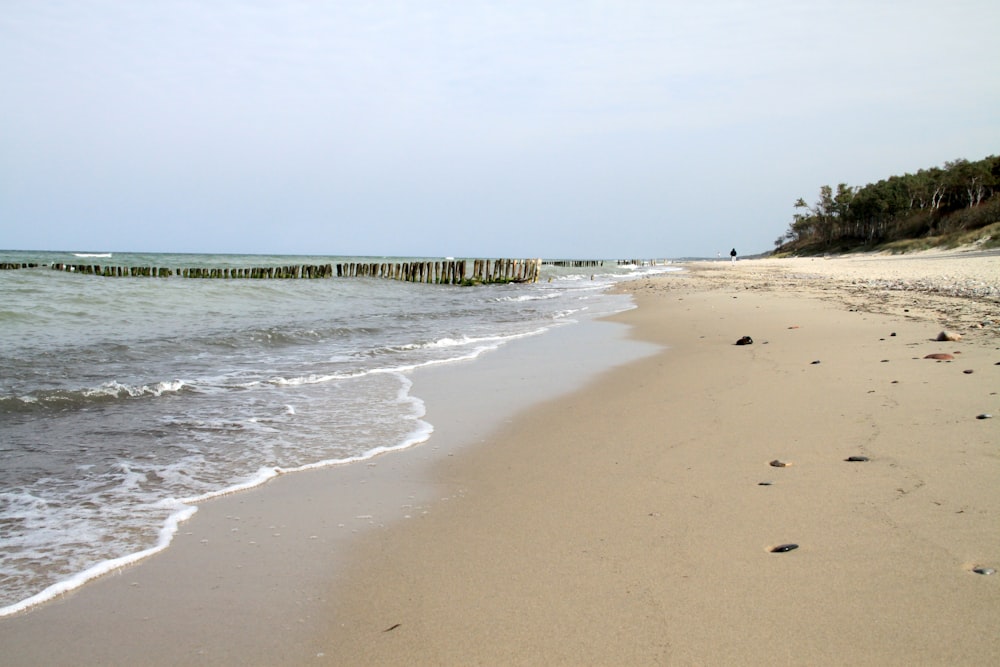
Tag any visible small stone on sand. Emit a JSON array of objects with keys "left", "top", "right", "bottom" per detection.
[
  {"left": 976, "top": 414, "right": 992, "bottom": 420},
  {"left": 771, "top": 544, "right": 799, "bottom": 553},
  {"left": 736, "top": 336, "right": 753, "bottom": 345},
  {"left": 769, "top": 459, "right": 791, "bottom": 468},
  {"left": 972, "top": 567, "right": 996, "bottom": 575},
  {"left": 937, "top": 330, "right": 962, "bottom": 342},
  {"left": 924, "top": 353, "right": 954, "bottom": 360},
  {"left": 845, "top": 456, "right": 870, "bottom": 462}
]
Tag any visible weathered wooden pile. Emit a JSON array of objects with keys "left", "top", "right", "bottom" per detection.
[
  {"left": 10, "top": 258, "right": 544, "bottom": 284},
  {"left": 0, "top": 262, "right": 40, "bottom": 270}
]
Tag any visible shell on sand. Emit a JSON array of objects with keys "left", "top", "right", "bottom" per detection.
[
  {"left": 924, "top": 353, "right": 955, "bottom": 360},
  {"left": 937, "top": 330, "right": 962, "bottom": 342}
]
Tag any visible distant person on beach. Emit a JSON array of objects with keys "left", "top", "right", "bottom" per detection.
[{"left": 730, "top": 248, "right": 737, "bottom": 263}]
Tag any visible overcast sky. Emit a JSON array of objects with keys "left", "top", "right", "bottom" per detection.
[{"left": 2, "top": 1, "right": 998, "bottom": 258}]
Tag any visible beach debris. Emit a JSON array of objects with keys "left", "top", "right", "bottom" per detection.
[
  {"left": 810, "top": 360, "right": 821, "bottom": 365},
  {"left": 736, "top": 336, "right": 753, "bottom": 345},
  {"left": 937, "top": 330, "right": 962, "bottom": 342},
  {"left": 845, "top": 456, "right": 870, "bottom": 462},
  {"left": 769, "top": 459, "right": 791, "bottom": 468},
  {"left": 758, "top": 481, "right": 773, "bottom": 486},
  {"left": 788, "top": 325, "right": 800, "bottom": 329},
  {"left": 976, "top": 414, "right": 993, "bottom": 420},
  {"left": 973, "top": 567, "right": 996, "bottom": 575},
  {"left": 770, "top": 544, "right": 799, "bottom": 553},
  {"left": 383, "top": 623, "right": 402, "bottom": 632},
  {"left": 924, "top": 353, "right": 954, "bottom": 360}
]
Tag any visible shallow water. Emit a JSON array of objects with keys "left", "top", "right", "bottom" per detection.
[{"left": 0, "top": 249, "right": 677, "bottom": 613}]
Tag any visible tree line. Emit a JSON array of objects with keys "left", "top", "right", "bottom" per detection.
[{"left": 775, "top": 155, "right": 1000, "bottom": 253}]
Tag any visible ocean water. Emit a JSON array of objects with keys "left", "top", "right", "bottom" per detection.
[{"left": 0, "top": 250, "right": 677, "bottom": 615}]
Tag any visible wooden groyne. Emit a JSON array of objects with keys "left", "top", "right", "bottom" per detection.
[
  {"left": 543, "top": 260, "right": 604, "bottom": 267},
  {"left": 540, "top": 259, "right": 668, "bottom": 268},
  {"left": 0, "top": 262, "right": 41, "bottom": 270},
  {"left": 11, "top": 258, "right": 544, "bottom": 285}
]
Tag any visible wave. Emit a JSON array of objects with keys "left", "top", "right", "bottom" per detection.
[
  {"left": 0, "top": 372, "right": 435, "bottom": 618},
  {"left": 267, "top": 327, "right": 554, "bottom": 387},
  {"left": 496, "top": 292, "right": 561, "bottom": 303},
  {"left": 0, "top": 501, "right": 197, "bottom": 617},
  {"left": 72, "top": 253, "right": 112, "bottom": 258},
  {"left": 0, "top": 380, "right": 189, "bottom": 414}
]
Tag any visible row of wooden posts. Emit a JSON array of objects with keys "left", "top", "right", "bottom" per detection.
[
  {"left": 14, "top": 258, "right": 544, "bottom": 284},
  {"left": 543, "top": 260, "right": 604, "bottom": 267},
  {"left": 543, "top": 259, "right": 663, "bottom": 267}
]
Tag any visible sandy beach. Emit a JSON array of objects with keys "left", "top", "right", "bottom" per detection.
[{"left": 2, "top": 251, "right": 998, "bottom": 665}]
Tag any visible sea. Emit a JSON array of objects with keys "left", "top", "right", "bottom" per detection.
[{"left": 0, "top": 249, "right": 677, "bottom": 615}]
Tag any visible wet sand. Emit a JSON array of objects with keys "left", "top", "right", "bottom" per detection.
[{"left": 2, "top": 251, "right": 998, "bottom": 665}]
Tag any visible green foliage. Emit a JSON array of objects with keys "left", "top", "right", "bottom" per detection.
[{"left": 776, "top": 155, "right": 1000, "bottom": 254}]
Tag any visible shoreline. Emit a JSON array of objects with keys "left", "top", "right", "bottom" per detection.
[
  {"left": 0, "top": 295, "right": 659, "bottom": 664},
  {"left": 2, "top": 252, "right": 998, "bottom": 664}
]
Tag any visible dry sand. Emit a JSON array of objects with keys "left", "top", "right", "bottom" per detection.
[
  {"left": 1, "top": 250, "right": 998, "bottom": 665},
  {"left": 324, "top": 251, "right": 1000, "bottom": 665}
]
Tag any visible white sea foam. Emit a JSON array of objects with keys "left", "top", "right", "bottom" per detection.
[
  {"left": 0, "top": 502, "right": 197, "bottom": 617},
  {"left": 72, "top": 253, "right": 112, "bottom": 258},
  {"left": 83, "top": 379, "right": 187, "bottom": 399},
  {"left": 497, "top": 292, "right": 561, "bottom": 302}
]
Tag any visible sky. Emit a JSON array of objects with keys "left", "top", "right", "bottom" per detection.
[{"left": 1, "top": 1, "right": 998, "bottom": 259}]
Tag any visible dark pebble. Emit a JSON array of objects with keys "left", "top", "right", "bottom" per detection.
[
  {"left": 973, "top": 567, "right": 996, "bottom": 575},
  {"left": 845, "top": 456, "right": 870, "bottom": 462},
  {"left": 736, "top": 336, "right": 753, "bottom": 346},
  {"left": 769, "top": 460, "right": 790, "bottom": 467},
  {"left": 771, "top": 544, "right": 799, "bottom": 553},
  {"left": 890, "top": 332, "right": 897, "bottom": 336},
  {"left": 976, "top": 414, "right": 992, "bottom": 420},
  {"left": 811, "top": 360, "right": 821, "bottom": 365},
  {"left": 963, "top": 369, "right": 974, "bottom": 374},
  {"left": 758, "top": 481, "right": 773, "bottom": 486}
]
